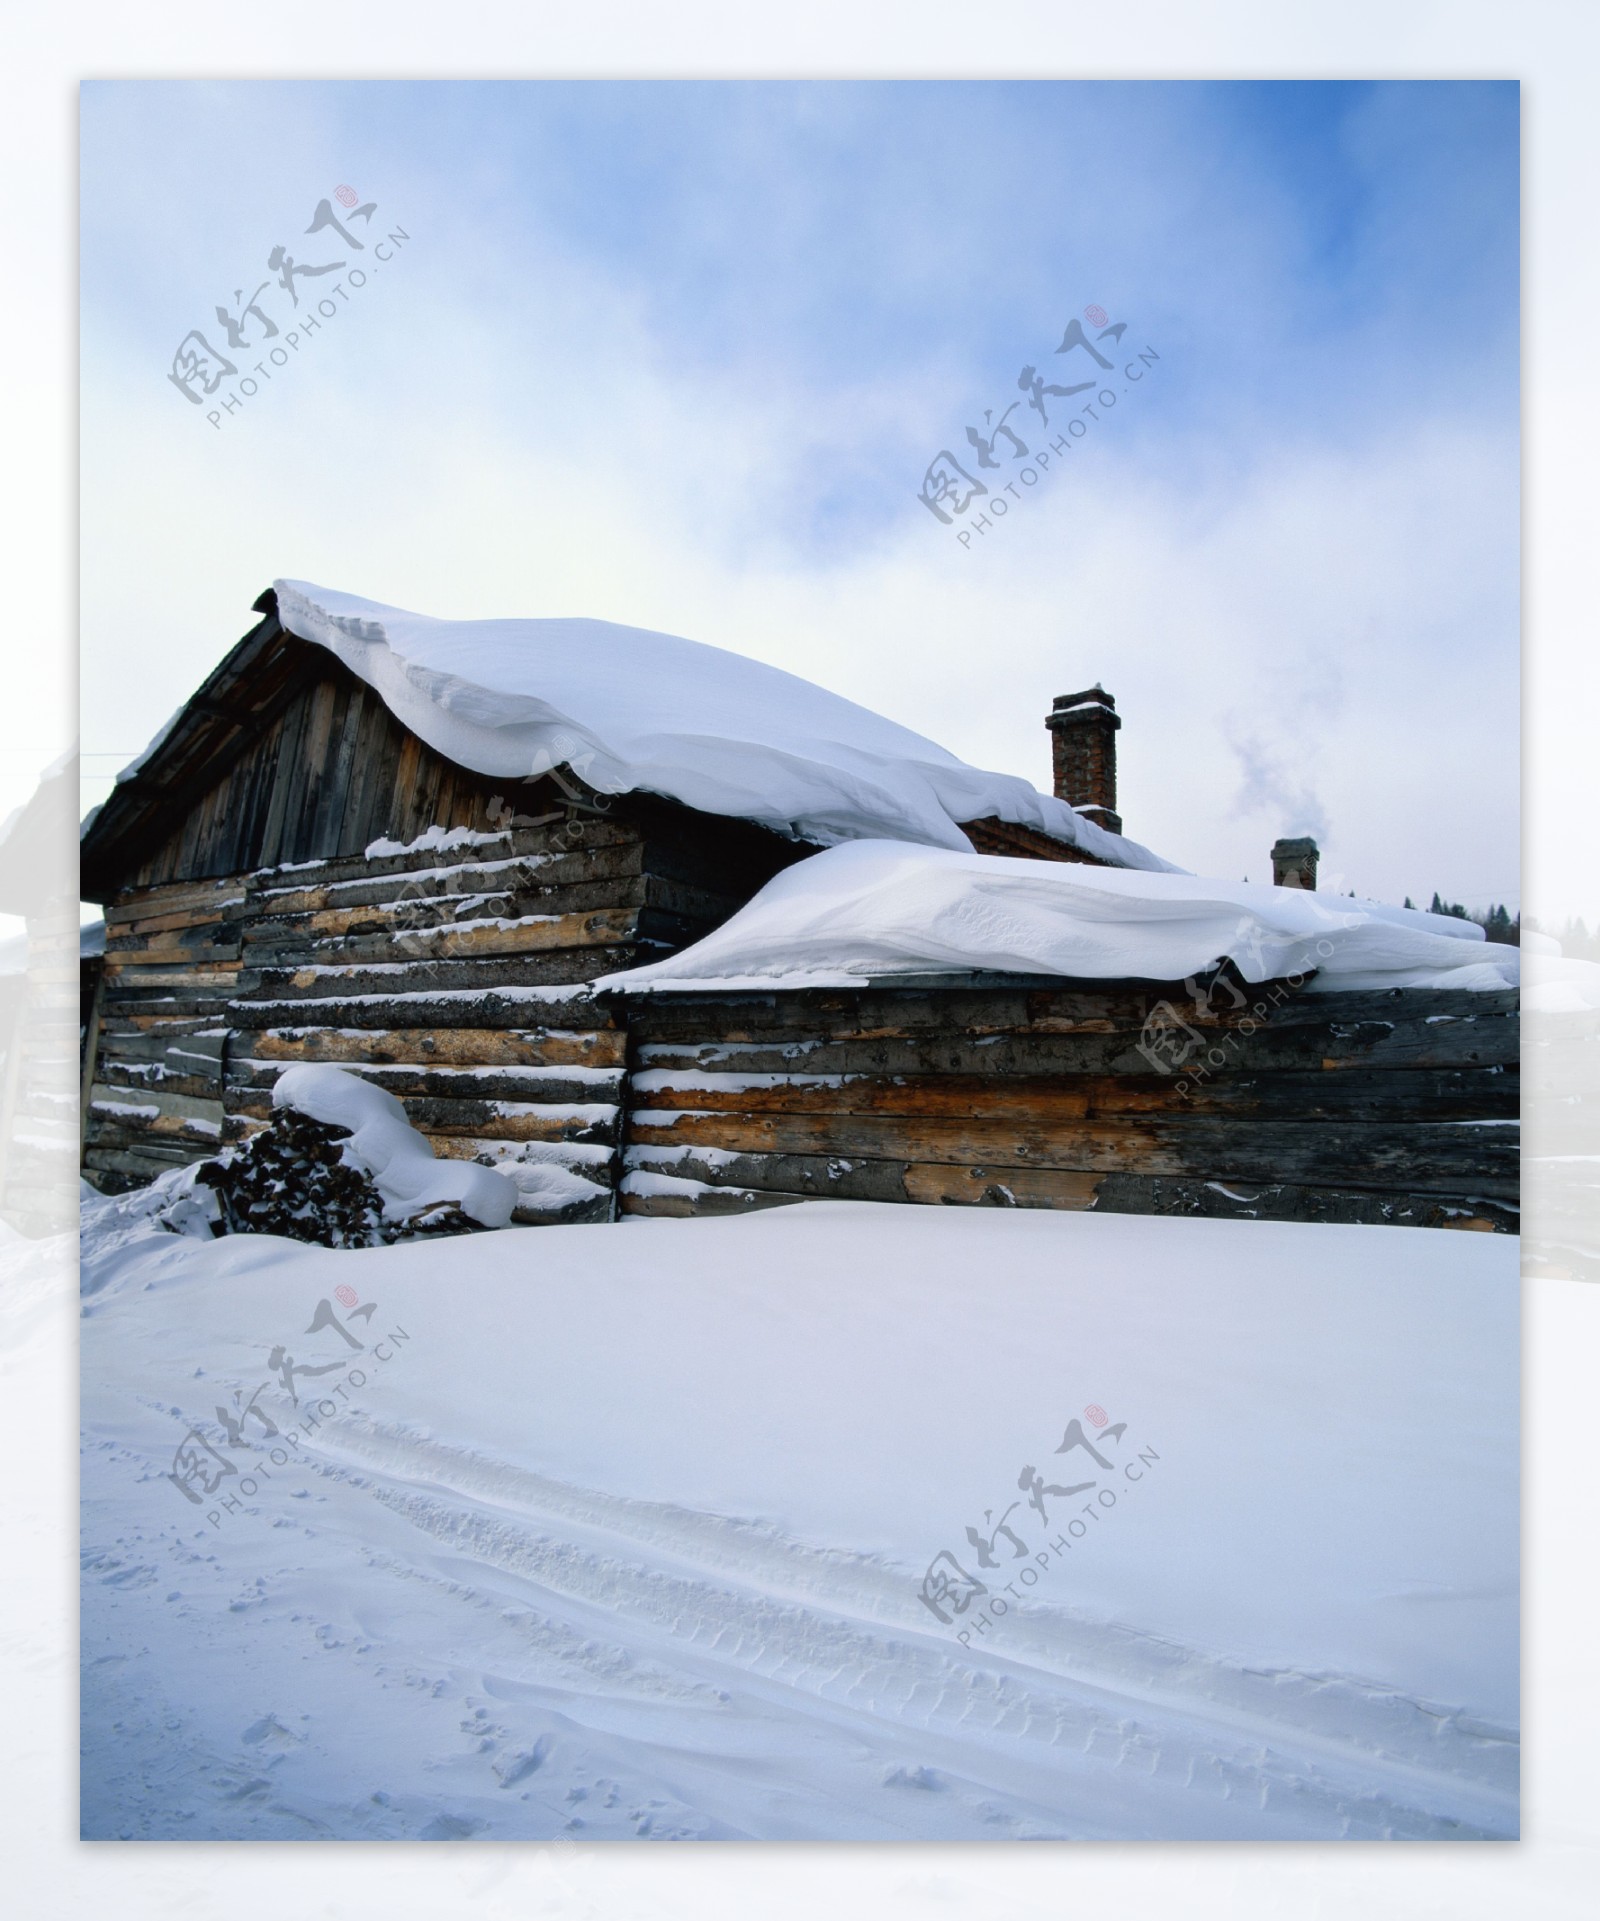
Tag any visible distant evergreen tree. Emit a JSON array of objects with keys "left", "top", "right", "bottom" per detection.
[
  {"left": 1422, "top": 890, "right": 1517, "bottom": 939},
  {"left": 1436, "top": 898, "right": 1469, "bottom": 919}
]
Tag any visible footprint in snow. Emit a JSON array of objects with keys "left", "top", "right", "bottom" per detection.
[
  {"left": 494, "top": 1737, "right": 550, "bottom": 1787},
  {"left": 241, "top": 1714, "right": 302, "bottom": 1750},
  {"left": 883, "top": 1764, "right": 947, "bottom": 1791},
  {"left": 418, "top": 1812, "right": 483, "bottom": 1840}
]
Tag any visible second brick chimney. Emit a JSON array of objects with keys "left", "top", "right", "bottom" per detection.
[
  {"left": 1046, "top": 687, "right": 1121, "bottom": 835},
  {"left": 1271, "top": 837, "right": 1319, "bottom": 890}
]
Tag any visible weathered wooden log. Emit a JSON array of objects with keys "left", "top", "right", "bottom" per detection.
[
  {"left": 630, "top": 1012, "right": 1517, "bottom": 1079},
  {"left": 511, "top": 1191, "right": 613, "bottom": 1227},
  {"left": 98, "top": 1003, "right": 232, "bottom": 1031},
  {"left": 102, "top": 958, "right": 242, "bottom": 991},
  {"left": 91, "top": 1027, "right": 228, "bottom": 1066},
  {"left": 241, "top": 837, "right": 645, "bottom": 916},
  {"left": 225, "top": 1087, "right": 620, "bottom": 1145},
  {"left": 86, "top": 1112, "right": 224, "bottom": 1148},
  {"left": 242, "top": 1024, "right": 626, "bottom": 1068},
  {"left": 619, "top": 1179, "right": 799, "bottom": 1220},
  {"left": 95, "top": 1059, "right": 224, "bottom": 1102},
  {"left": 245, "top": 815, "right": 640, "bottom": 893},
  {"left": 88, "top": 1081, "right": 225, "bottom": 1124},
  {"left": 623, "top": 980, "right": 1517, "bottom": 1038},
  {"left": 625, "top": 1107, "right": 1517, "bottom": 1197},
  {"left": 429, "top": 1134, "right": 616, "bottom": 1174},
  {"left": 228, "top": 983, "right": 610, "bottom": 1031},
  {"left": 233, "top": 905, "right": 704, "bottom": 968},
  {"left": 103, "top": 940, "right": 244, "bottom": 969},
  {"left": 623, "top": 1143, "right": 937, "bottom": 1206},
  {"left": 237, "top": 897, "right": 521, "bottom": 947},
  {"left": 626, "top": 1064, "right": 1516, "bottom": 1123},
  {"left": 226, "top": 1054, "right": 623, "bottom": 1106},
  {"left": 84, "top": 1143, "right": 204, "bottom": 1180},
  {"left": 247, "top": 906, "right": 642, "bottom": 965},
  {"left": 228, "top": 862, "right": 741, "bottom": 938},
  {"left": 622, "top": 1142, "right": 1517, "bottom": 1230},
  {"left": 105, "top": 903, "right": 246, "bottom": 942},
  {"left": 232, "top": 945, "right": 653, "bottom": 1001},
  {"left": 101, "top": 876, "right": 250, "bottom": 924}
]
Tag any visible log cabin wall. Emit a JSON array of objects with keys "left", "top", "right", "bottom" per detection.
[
  {"left": 610, "top": 979, "right": 1520, "bottom": 1231},
  {"left": 84, "top": 752, "right": 808, "bottom": 1222}
]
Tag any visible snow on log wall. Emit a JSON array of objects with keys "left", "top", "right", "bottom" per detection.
[
  {"left": 611, "top": 980, "right": 1521, "bottom": 1231},
  {"left": 84, "top": 810, "right": 796, "bottom": 1226},
  {"left": 85, "top": 792, "right": 1522, "bottom": 1236}
]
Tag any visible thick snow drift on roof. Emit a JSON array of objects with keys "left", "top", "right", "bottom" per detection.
[
  {"left": 602, "top": 840, "right": 1520, "bottom": 994},
  {"left": 273, "top": 1064, "right": 514, "bottom": 1229},
  {"left": 271, "top": 579, "right": 1176, "bottom": 869}
]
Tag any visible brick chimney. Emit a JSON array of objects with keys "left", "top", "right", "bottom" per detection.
[
  {"left": 1271, "top": 836, "right": 1319, "bottom": 890},
  {"left": 1046, "top": 687, "right": 1121, "bottom": 834}
]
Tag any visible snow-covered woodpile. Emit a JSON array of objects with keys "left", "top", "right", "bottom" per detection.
[
  {"left": 193, "top": 1066, "right": 510, "bottom": 1246},
  {"left": 609, "top": 978, "right": 1520, "bottom": 1230},
  {"left": 195, "top": 1105, "right": 401, "bottom": 1248}
]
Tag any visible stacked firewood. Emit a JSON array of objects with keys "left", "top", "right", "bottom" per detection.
[{"left": 194, "top": 1107, "right": 479, "bottom": 1248}]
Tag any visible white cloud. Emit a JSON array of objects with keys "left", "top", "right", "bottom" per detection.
[{"left": 79, "top": 81, "right": 1520, "bottom": 917}]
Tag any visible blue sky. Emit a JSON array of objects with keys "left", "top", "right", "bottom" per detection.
[{"left": 78, "top": 79, "right": 1520, "bottom": 908}]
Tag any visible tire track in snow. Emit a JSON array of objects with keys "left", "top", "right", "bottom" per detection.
[{"left": 299, "top": 1415, "right": 1517, "bottom": 1840}]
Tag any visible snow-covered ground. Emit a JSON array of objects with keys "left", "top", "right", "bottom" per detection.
[{"left": 80, "top": 1200, "right": 1517, "bottom": 1842}]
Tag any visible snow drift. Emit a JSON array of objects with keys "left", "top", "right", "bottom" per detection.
[
  {"left": 602, "top": 840, "right": 1521, "bottom": 994},
  {"left": 268, "top": 579, "right": 1176, "bottom": 869}
]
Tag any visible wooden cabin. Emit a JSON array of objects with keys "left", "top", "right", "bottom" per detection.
[
  {"left": 78, "top": 590, "right": 1135, "bottom": 1221},
  {"left": 78, "top": 588, "right": 1519, "bottom": 1232}
]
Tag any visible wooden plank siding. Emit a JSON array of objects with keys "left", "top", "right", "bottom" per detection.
[
  {"left": 605, "top": 982, "right": 1520, "bottom": 1230},
  {"left": 84, "top": 783, "right": 807, "bottom": 1224}
]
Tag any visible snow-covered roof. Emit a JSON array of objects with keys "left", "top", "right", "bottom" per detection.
[
  {"left": 271, "top": 580, "right": 1177, "bottom": 869},
  {"left": 599, "top": 840, "right": 1522, "bottom": 995}
]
